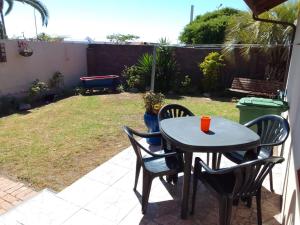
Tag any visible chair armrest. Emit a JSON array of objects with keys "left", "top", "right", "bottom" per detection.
[
  {"left": 129, "top": 128, "right": 162, "bottom": 138},
  {"left": 260, "top": 142, "right": 281, "bottom": 147},
  {"left": 196, "top": 157, "right": 244, "bottom": 175},
  {"left": 135, "top": 140, "right": 177, "bottom": 158}
]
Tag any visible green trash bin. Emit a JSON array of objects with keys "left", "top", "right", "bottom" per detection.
[{"left": 237, "top": 97, "right": 289, "bottom": 124}]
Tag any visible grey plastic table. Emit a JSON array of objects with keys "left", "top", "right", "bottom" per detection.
[{"left": 159, "top": 116, "right": 260, "bottom": 219}]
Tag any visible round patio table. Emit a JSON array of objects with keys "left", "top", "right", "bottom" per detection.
[{"left": 159, "top": 116, "right": 260, "bottom": 219}]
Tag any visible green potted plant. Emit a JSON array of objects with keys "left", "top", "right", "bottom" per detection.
[{"left": 143, "top": 91, "right": 165, "bottom": 145}]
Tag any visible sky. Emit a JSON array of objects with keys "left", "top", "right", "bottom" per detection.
[{"left": 4, "top": 0, "right": 248, "bottom": 43}]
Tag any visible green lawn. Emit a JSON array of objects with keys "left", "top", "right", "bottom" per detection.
[{"left": 0, "top": 93, "right": 239, "bottom": 191}]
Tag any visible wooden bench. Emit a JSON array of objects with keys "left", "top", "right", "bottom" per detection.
[{"left": 229, "top": 77, "right": 284, "bottom": 98}]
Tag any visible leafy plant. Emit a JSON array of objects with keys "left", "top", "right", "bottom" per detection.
[
  {"left": 29, "top": 79, "right": 48, "bottom": 98},
  {"left": 74, "top": 87, "right": 85, "bottom": 95},
  {"left": 123, "top": 38, "right": 179, "bottom": 93},
  {"left": 136, "top": 53, "right": 153, "bottom": 87},
  {"left": 143, "top": 91, "right": 165, "bottom": 114},
  {"left": 116, "top": 84, "right": 125, "bottom": 93},
  {"left": 199, "top": 52, "right": 225, "bottom": 92},
  {"left": 49, "top": 71, "right": 64, "bottom": 89},
  {"left": 155, "top": 39, "right": 178, "bottom": 92},
  {"left": 121, "top": 65, "right": 145, "bottom": 90},
  {"left": 179, "top": 75, "right": 192, "bottom": 94}
]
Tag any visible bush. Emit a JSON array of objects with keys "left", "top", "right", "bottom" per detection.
[
  {"left": 199, "top": 52, "right": 225, "bottom": 92},
  {"left": 122, "top": 39, "right": 179, "bottom": 93},
  {"left": 29, "top": 79, "right": 49, "bottom": 100},
  {"left": 179, "top": 75, "right": 192, "bottom": 94},
  {"left": 136, "top": 53, "right": 153, "bottom": 88},
  {"left": 155, "top": 40, "right": 179, "bottom": 93},
  {"left": 121, "top": 65, "right": 145, "bottom": 90}
]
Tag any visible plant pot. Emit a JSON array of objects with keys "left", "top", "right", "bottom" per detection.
[{"left": 143, "top": 112, "right": 161, "bottom": 146}]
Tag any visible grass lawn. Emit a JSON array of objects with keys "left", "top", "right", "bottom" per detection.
[{"left": 0, "top": 93, "right": 239, "bottom": 191}]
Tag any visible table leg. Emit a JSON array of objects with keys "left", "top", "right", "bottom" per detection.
[
  {"left": 212, "top": 153, "right": 217, "bottom": 169},
  {"left": 181, "top": 152, "right": 193, "bottom": 219}
]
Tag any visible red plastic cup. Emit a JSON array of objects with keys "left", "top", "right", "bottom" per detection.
[{"left": 201, "top": 116, "right": 211, "bottom": 132}]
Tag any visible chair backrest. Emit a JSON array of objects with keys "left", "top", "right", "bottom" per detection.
[
  {"left": 245, "top": 115, "right": 290, "bottom": 150},
  {"left": 123, "top": 126, "right": 146, "bottom": 167},
  {"left": 230, "top": 157, "right": 284, "bottom": 198},
  {"left": 158, "top": 104, "right": 194, "bottom": 122}
]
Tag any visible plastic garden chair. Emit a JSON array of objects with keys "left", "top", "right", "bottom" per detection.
[
  {"left": 191, "top": 156, "right": 284, "bottom": 225},
  {"left": 123, "top": 126, "right": 182, "bottom": 214},
  {"left": 219, "top": 114, "right": 290, "bottom": 192},
  {"left": 158, "top": 104, "right": 194, "bottom": 183}
]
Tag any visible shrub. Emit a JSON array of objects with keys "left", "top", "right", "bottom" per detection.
[
  {"left": 155, "top": 39, "right": 179, "bottom": 93},
  {"left": 122, "top": 39, "right": 179, "bottom": 93},
  {"left": 136, "top": 53, "right": 153, "bottom": 88},
  {"left": 179, "top": 75, "right": 192, "bottom": 94},
  {"left": 121, "top": 65, "right": 145, "bottom": 90},
  {"left": 29, "top": 79, "right": 49, "bottom": 99},
  {"left": 199, "top": 52, "right": 225, "bottom": 92},
  {"left": 116, "top": 84, "right": 125, "bottom": 93}
]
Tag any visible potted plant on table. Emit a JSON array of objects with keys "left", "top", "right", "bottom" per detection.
[{"left": 143, "top": 91, "right": 165, "bottom": 145}]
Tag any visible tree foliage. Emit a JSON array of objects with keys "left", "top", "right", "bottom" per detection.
[
  {"left": 223, "top": 1, "right": 299, "bottom": 81},
  {"left": 0, "top": 0, "right": 49, "bottom": 39},
  {"left": 37, "top": 33, "right": 64, "bottom": 42},
  {"left": 106, "top": 33, "right": 139, "bottom": 43},
  {"left": 179, "top": 7, "right": 241, "bottom": 44}
]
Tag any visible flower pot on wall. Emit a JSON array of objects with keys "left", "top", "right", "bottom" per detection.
[
  {"left": 143, "top": 112, "right": 161, "bottom": 146},
  {"left": 19, "top": 49, "right": 33, "bottom": 57}
]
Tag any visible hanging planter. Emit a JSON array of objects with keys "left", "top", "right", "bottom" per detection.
[{"left": 18, "top": 41, "right": 33, "bottom": 57}]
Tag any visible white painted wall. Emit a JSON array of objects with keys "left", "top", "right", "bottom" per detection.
[
  {"left": 281, "top": 17, "right": 300, "bottom": 225},
  {"left": 0, "top": 40, "right": 88, "bottom": 96}
]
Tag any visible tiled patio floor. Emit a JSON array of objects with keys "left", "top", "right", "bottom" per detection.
[
  {"left": 0, "top": 140, "right": 284, "bottom": 225},
  {"left": 0, "top": 177, "right": 36, "bottom": 215}
]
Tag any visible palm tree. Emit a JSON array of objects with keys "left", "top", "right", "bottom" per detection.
[
  {"left": 223, "top": 1, "right": 299, "bottom": 81},
  {"left": 0, "top": 0, "right": 49, "bottom": 39}
]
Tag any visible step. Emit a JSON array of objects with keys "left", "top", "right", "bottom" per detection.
[{"left": 0, "top": 189, "right": 81, "bottom": 225}]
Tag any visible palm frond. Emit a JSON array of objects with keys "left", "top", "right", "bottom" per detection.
[
  {"left": 15, "top": 0, "right": 49, "bottom": 26},
  {"left": 4, "top": 0, "right": 14, "bottom": 15}
]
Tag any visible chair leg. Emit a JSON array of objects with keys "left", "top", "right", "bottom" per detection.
[
  {"left": 141, "top": 172, "right": 153, "bottom": 214},
  {"left": 134, "top": 160, "right": 141, "bottom": 190},
  {"left": 246, "top": 196, "right": 252, "bottom": 208},
  {"left": 217, "top": 153, "right": 222, "bottom": 169},
  {"left": 256, "top": 190, "right": 262, "bottom": 225},
  {"left": 190, "top": 173, "right": 199, "bottom": 215},
  {"left": 219, "top": 197, "right": 233, "bottom": 225},
  {"left": 269, "top": 171, "right": 274, "bottom": 192}
]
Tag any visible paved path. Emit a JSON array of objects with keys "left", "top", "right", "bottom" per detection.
[{"left": 0, "top": 176, "right": 36, "bottom": 214}]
